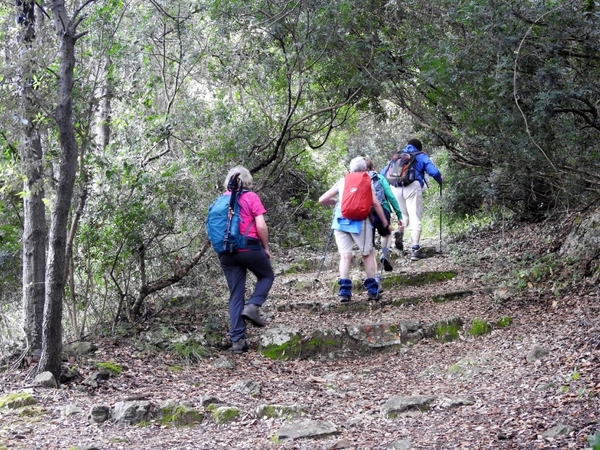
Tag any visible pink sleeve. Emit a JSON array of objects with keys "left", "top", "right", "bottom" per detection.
[{"left": 238, "top": 192, "right": 266, "bottom": 239}]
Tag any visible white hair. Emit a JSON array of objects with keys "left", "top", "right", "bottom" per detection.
[
  {"left": 349, "top": 156, "right": 367, "bottom": 173},
  {"left": 224, "top": 166, "right": 253, "bottom": 191}
]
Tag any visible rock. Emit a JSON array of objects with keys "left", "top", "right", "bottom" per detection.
[
  {"left": 256, "top": 404, "right": 306, "bottom": 419},
  {"left": 0, "top": 393, "right": 36, "bottom": 409},
  {"left": 111, "top": 401, "right": 152, "bottom": 425},
  {"left": 200, "top": 395, "right": 222, "bottom": 407},
  {"left": 527, "top": 346, "right": 549, "bottom": 363},
  {"left": 231, "top": 380, "right": 261, "bottom": 396},
  {"left": 327, "top": 438, "right": 353, "bottom": 449},
  {"left": 561, "top": 209, "right": 600, "bottom": 264},
  {"left": 492, "top": 287, "right": 514, "bottom": 303},
  {"left": 212, "top": 356, "right": 236, "bottom": 369},
  {"left": 260, "top": 325, "right": 302, "bottom": 347},
  {"left": 347, "top": 323, "right": 403, "bottom": 347},
  {"left": 88, "top": 405, "right": 110, "bottom": 424},
  {"left": 34, "top": 371, "right": 57, "bottom": 388},
  {"left": 542, "top": 424, "right": 574, "bottom": 439},
  {"left": 276, "top": 419, "right": 338, "bottom": 441},
  {"left": 211, "top": 406, "right": 239, "bottom": 424},
  {"left": 157, "top": 401, "right": 203, "bottom": 426},
  {"left": 58, "top": 404, "right": 83, "bottom": 417},
  {"left": 382, "top": 395, "right": 437, "bottom": 418},
  {"left": 62, "top": 341, "right": 97, "bottom": 359},
  {"left": 59, "top": 367, "right": 81, "bottom": 384},
  {"left": 387, "top": 440, "right": 413, "bottom": 450},
  {"left": 437, "top": 397, "right": 475, "bottom": 408}
]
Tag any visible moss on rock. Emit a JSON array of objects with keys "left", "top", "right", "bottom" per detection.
[
  {"left": 212, "top": 406, "right": 239, "bottom": 424},
  {"left": 0, "top": 393, "right": 36, "bottom": 409},
  {"left": 157, "top": 404, "right": 203, "bottom": 426}
]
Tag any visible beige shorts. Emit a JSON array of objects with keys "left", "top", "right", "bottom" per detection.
[{"left": 334, "top": 220, "right": 373, "bottom": 255}]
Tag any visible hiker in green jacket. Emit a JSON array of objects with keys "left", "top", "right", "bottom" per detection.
[{"left": 364, "top": 157, "right": 403, "bottom": 272}]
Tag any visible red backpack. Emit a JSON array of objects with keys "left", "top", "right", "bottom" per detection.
[{"left": 340, "top": 172, "right": 373, "bottom": 220}]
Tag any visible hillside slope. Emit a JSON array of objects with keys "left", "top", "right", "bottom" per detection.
[{"left": 1, "top": 222, "right": 599, "bottom": 450}]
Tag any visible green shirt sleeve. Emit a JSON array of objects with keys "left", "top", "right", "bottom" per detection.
[{"left": 379, "top": 176, "right": 402, "bottom": 221}]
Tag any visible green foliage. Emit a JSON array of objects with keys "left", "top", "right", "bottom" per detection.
[
  {"left": 95, "top": 362, "right": 123, "bottom": 376},
  {"left": 261, "top": 335, "right": 303, "bottom": 360},
  {"left": 496, "top": 316, "right": 513, "bottom": 328},
  {"left": 468, "top": 318, "right": 491, "bottom": 336},
  {"left": 0, "top": 393, "right": 36, "bottom": 409},
  {"left": 378, "top": 1, "right": 600, "bottom": 221},
  {"left": 0, "top": 188, "right": 23, "bottom": 313},
  {"left": 167, "top": 339, "right": 208, "bottom": 364},
  {"left": 435, "top": 323, "right": 460, "bottom": 342},
  {"left": 514, "top": 253, "right": 560, "bottom": 292},
  {"left": 588, "top": 432, "right": 600, "bottom": 450}
]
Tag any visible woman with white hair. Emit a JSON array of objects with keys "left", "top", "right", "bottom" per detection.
[
  {"left": 218, "top": 166, "right": 274, "bottom": 353},
  {"left": 318, "top": 157, "right": 390, "bottom": 302}
]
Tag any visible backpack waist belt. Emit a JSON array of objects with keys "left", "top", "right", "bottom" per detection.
[{"left": 389, "top": 180, "right": 415, "bottom": 187}]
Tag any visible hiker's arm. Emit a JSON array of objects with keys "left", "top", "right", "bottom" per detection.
[
  {"left": 380, "top": 177, "right": 402, "bottom": 221},
  {"left": 423, "top": 156, "right": 443, "bottom": 185},
  {"left": 319, "top": 187, "right": 338, "bottom": 206},
  {"left": 255, "top": 214, "right": 271, "bottom": 258}
]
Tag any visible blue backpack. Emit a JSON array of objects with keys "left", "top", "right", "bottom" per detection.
[
  {"left": 368, "top": 170, "right": 386, "bottom": 204},
  {"left": 206, "top": 186, "right": 252, "bottom": 255}
]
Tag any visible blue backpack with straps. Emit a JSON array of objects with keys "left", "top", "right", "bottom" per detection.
[
  {"left": 206, "top": 176, "right": 252, "bottom": 255},
  {"left": 368, "top": 170, "right": 386, "bottom": 204}
]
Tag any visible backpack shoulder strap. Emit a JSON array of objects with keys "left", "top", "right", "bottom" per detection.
[{"left": 233, "top": 189, "right": 255, "bottom": 234}]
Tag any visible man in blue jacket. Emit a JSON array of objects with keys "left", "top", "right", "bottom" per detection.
[{"left": 381, "top": 139, "right": 443, "bottom": 261}]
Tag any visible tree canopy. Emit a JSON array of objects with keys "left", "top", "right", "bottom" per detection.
[{"left": 0, "top": 0, "right": 599, "bottom": 374}]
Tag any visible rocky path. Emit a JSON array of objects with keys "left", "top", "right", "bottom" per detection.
[{"left": 1, "top": 225, "right": 599, "bottom": 449}]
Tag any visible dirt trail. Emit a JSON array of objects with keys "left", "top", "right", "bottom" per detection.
[{"left": 1, "top": 225, "right": 599, "bottom": 449}]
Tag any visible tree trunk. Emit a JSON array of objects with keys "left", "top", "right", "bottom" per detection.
[
  {"left": 38, "top": 1, "right": 81, "bottom": 379},
  {"left": 21, "top": 129, "right": 46, "bottom": 354},
  {"left": 95, "top": 55, "right": 112, "bottom": 151},
  {"left": 17, "top": 0, "right": 47, "bottom": 354}
]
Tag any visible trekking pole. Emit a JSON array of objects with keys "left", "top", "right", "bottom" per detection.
[
  {"left": 376, "top": 254, "right": 384, "bottom": 299},
  {"left": 314, "top": 229, "right": 334, "bottom": 285},
  {"left": 438, "top": 183, "right": 443, "bottom": 254}
]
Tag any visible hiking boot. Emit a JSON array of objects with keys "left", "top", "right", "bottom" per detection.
[
  {"left": 394, "top": 229, "right": 404, "bottom": 251},
  {"left": 338, "top": 278, "right": 352, "bottom": 302},
  {"left": 411, "top": 245, "right": 425, "bottom": 261},
  {"left": 367, "top": 291, "right": 380, "bottom": 301},
  {"left": 231, "top": 339, "right": 249, "bottom": 354},
  {"left": 241, "top": 304, "right": 266, "bottom": 327},
  {"left": 381, "top": 256, "right": 393, "bottom": 272},
  {"left": 363, "top": 277, "right": 380, "bottom": 301}
]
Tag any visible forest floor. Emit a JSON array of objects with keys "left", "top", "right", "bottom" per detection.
[{"left": 1, "top": 220, "right": 600, "bottom": 450}]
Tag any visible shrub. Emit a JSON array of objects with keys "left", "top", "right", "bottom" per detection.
[{"left": 468, "top": 318, "right": 491, "bottom": 336}]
